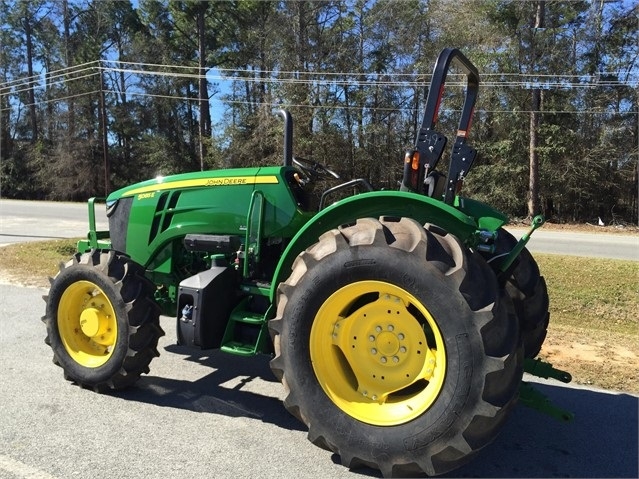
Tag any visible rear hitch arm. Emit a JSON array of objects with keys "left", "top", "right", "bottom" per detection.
[
  {"left": 499, "top": 214, "right": 545, "bottom": 275},
  {"left": 519, "top": 382, "right": 575, "bottom": 422},
  {"left": 520, "top": 358, "right": 574, "bottom": 422},
  {"left": 524, "top": 358, "right": 572, "bottom": 384}
]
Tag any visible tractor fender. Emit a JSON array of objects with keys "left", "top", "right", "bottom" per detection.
[{"left": 270, "top": 190, "right": 503, "bottom": 301}]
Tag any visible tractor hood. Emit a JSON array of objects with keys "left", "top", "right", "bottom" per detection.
[{"left": 106, "top": 166, "right": 273, "bottom": 203}]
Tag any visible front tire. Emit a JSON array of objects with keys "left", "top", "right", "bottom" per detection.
[
  {"left": 269, "top": 217, "right": 522, "bottom": 477},
  {"left": 43, "top": 250, "right": 164, "bottom": 391}
]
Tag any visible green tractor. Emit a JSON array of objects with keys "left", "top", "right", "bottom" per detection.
[{"left": 43, "top": 49, "right": 569, "bottom": 477}]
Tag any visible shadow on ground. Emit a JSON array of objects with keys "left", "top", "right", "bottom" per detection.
[
  {"left": 114, "top": 347, "right": 638, "bottom": 478},
  {"left": 449, "top": 382, "right": 638, "bottom": 478}
]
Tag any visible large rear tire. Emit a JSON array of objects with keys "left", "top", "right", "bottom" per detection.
[
  {"left": 269, "top": 217, "right": 522, "bottom": 477},
  {"left": 484, "top": 229, "right": 550, "bottom": 358},
  {"left": 43, "top": 250, "right": 164, "bottom": 391}
]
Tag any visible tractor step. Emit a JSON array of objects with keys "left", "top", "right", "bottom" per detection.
[
  {"left": 220, "top": 295, "right": 271, "bottom": 356},
  {"left": 220, "top": 341, "right": 262, "bottom": 356}
]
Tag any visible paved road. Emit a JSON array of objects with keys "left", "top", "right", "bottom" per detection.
[
  {"left": 2, "top": 199, "right": 637, "bottom": 260},
  {"left": 507, "top": 227, "right": 639, "bottom": 261},
  {"left": 0, "top": 199, "right": 107, "bottom": 244},
  {"left": 0, "top": 283, "right": 637, "bottom": 479}
]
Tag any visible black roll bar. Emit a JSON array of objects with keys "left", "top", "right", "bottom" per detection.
[{"left": 401, "top": 48, "right": 480, "bottom": 204}]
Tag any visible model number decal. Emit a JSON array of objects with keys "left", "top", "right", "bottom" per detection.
[{"left": 137, "top": 192, "right": 155, "bottom": 200}]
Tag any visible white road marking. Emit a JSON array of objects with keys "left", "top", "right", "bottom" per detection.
[{"left": 0, "top": 454, "right": 58, "bottom": 479}]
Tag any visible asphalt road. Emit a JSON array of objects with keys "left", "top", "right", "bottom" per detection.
[
  {"left": 506, "top": 227, "right": 639, "bottom": 261},
  {"left": 0, "top": 283, "right": 637, "bottom": 479},
  {"left": 0, "top": 199, "right": 107, "bottom": 244}
]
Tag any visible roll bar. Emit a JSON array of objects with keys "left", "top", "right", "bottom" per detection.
[{"left": 402, "top": 48, "right": 479, "bottom": 204}]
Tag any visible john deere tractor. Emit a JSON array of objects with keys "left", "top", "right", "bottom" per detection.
[{"left": 43, "top": 49, "right": 570, "bottom": 477}]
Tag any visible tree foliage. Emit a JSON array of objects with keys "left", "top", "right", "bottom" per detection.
[{"left": 1, "top": 0, "right": 637, "bottom": 224}]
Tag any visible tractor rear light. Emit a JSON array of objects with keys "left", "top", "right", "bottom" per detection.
[
  {"left": 410, "top": 151, "right": 420, "bottom": 171},
  {"left": 404, "top": 150, "right": 412, "bottom": 164}
]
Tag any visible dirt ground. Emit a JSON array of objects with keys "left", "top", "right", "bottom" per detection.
[
  {"left": 511, "top": 220, "right": 639, "bottom": 393},
  {"left": 537, "top": 323, "right": 639, "bottom": 394}
]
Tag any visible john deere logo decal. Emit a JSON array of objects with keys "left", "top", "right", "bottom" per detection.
[{"left": 126, "top": 175, "right": 279, "bottom": 198}]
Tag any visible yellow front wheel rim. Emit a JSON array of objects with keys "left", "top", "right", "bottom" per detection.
[
  {"left": 310, "top": 281, "right": 446, "bottom": 426},
  {"left": 57, "top": 280, "right": 118, "bottom": 368}
]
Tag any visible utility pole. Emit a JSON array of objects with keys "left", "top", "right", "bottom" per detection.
[
  {"left": 528, "top": 0, "right": 545, "bottom": 218},
  {"left": 98, "top": 65, "right": 110, "bottom": 195}
]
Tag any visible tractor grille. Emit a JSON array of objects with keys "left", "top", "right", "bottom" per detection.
[{"left": 107, "top": 197, "right": 132, "bottom": 253}]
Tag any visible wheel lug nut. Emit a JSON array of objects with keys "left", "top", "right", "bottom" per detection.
[
  {"left": 369, "top": 335, "right": 375, "bottom": 342},
  {"left": 380, "top": 356, "right": 387, "bottom": 364},
  {"left": 387, "top": 325, "right": 394, "bottom": 331},
  {"left": 399, "top": 346, "right": 407, "bottom": 353},
  {"left": 392, "top": 356, "right": 399, "bottom": 363},
  {"left": 375, "top": 326, "right": 382, "bottom": 333},
  {"left": 371, "top": 348, "right": 377, "bottom": 355},
  {"left": 398, "top": 333, "right": 405, "bottom": 340}
]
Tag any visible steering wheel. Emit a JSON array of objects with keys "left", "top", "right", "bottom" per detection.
[{"left": 293, "top": 157, "right": 341, "bottom": 181}]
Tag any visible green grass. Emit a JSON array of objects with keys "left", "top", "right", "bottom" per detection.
[
  {"left": 0, "top": 238, "right": 79, "bottom": 286},
  {"left": 536, "top": 254, "right": 638, "bottom": 336}
]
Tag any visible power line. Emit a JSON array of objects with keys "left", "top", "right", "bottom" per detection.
[
  {"left": 2, "top": 60, "right": 636, "bottom": 95},
  {"left": 3, "top": 71, "right": 100, "bottom": 97},
  {"left": 0, "top": 61, "right": 101, "bottom": 91},
  {"left": 105, "top": 58, "right": 635, "bottom": 80},
  {"left": 3, "top": 83, "right": 636, "bottom": 115}
]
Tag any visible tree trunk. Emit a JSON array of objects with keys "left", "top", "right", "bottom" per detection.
[
  {"left": 527, "top": 1, "right": 545, "bottom": 218},
  {"left": 197, "top": 4, "right": 210, "bottom": 170},
  {"left": 24, "top": 16, "right": 38, "bottom": 143},
  {"left": 98, "top": 68, "right": 110, "bottom": 195},
  {"left": 63, "top": 0, "right": 75, "bottom": 138}
]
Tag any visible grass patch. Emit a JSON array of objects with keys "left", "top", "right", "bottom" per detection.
[
  {"left": 0, "top": 238, "right": 79, "bottom": 287},
  {"left": 535, "top": 254, "right": 638, "bottom": 336},
  {"left": 532, "top": 254, "right": 638, "bottom": 392}
]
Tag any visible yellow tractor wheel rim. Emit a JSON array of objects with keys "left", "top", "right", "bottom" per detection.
[
  {"left": 310, "top": 280, "right": 446, "bottom": 426},
  {"left": 57, "top": 280, "right": 118, "bottom": 368}
]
